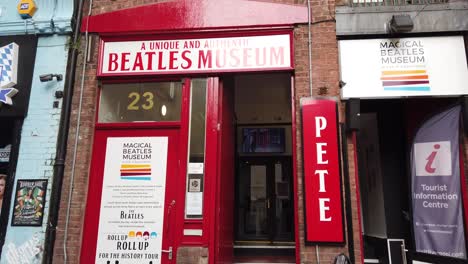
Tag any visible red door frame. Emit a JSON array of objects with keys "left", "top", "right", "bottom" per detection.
[
  {"left": 80, "top": 128, "right": 182, "bottom": 263},
  {"left": 205, "top": 78, "right": 220, "bottom": 262},
  {"left": 204, "top": 75, "right": 300, "bottom": 263},
  {"left": 81, "top": 73, "right": 301, "bottom": 263},
  {"left": 80, "top": 79, "right": 192, "bottom": 263}
]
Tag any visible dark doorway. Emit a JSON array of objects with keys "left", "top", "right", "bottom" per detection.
[
  {"left": 236, "top": 156, "right": 294, "bottom": 242},
  {"left": 357, "top": 98, "right": 462, "bottom": 264},
  {"left": 232, "top": 73, "right": 295, "bottom": 262}
]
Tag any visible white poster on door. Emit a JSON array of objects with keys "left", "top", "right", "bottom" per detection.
[{"left": 95, "top": 137, "right": 168, "bottom": 264}]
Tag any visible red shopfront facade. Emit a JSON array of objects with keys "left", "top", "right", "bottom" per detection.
[{"left": 75, "top": 1, "right": 320, "bottom": 264}]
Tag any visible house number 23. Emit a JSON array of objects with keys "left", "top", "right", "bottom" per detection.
[{"left": 127, "top": 92, "right": 154, "bottom": 110}]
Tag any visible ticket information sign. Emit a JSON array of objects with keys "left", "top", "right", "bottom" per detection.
[{"left": 95, "top": 137, "right": 168, "bottom": 264}]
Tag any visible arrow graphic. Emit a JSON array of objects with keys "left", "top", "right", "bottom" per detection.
[{"left": 0, "top": 88, "right": 18, "bottom": 105}]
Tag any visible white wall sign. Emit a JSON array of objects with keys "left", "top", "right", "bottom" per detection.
[
  {"left": 95, "top": 137, "right": 168, "bottom": 264},
  {"left": 99, "top": 34, "right": 292, "bottom": 76},
  {"left": 339, "top": 36, "right": 468, "bottom": 98},
  {"left": 0, "top": 145, "right": 11, "bottom": 162},
  {"left": 188, "top": 163, "right": 204, "bottom": 174}
]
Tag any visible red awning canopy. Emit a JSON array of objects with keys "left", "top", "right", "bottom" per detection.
[{"left": 81, "top": 0, "right": 308, "bottom": 34}]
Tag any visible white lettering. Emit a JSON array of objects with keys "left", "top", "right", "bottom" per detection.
[
  {"left": 315, "top": 170, "right": 328, "bottom": 192},
  {"left": 316, "top": 143, "right": 328, "bottom": 164},
  {"left": 315, "top": 116, "right": 327, "bottom": 137},
  {"left": 319, "top": 198, "right": 331, "bottom": 221}
]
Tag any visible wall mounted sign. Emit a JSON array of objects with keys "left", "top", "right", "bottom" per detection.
[
  {"left": 95, "top": 137, "right": 168, "bottom": 264},
  {"left": 186, "top": 163, "right": 204, "bottom": 218},
  {"left": 339, "top": 36, "right": 468, "bottom": 99},
  {"left": 0, "top": 43, "right": 19, "bottom": 105},
  {"left": 411, "top": 105, "right": 466, "bottom": 259},
  {"left": 12, "top": 179, "right": 47, "bottom": 226},
  {"left": 0, "top": 35, "right": 37, "bottom": 117},
  {"left": 98, "top": 34, "right": 292, "bottom": 76},
  {"left": 301, "top": 98, "right": 344, "bottom": 244},
  {"left": 0, "top": 144, "right": 11, "bottom": 162}
]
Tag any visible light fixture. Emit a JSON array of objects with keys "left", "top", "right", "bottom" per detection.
[
  {"left": 339, "top": 80, "right": 347, "bottom": 88},
  {"left": 161, "top": 105, "right": 167, "bottom": 117},
  {"left": 387, "top": 14, "right": 413, "bottom": 34},
  {"left": 39, "top": 74, "right": 63, "bottom": 82}
]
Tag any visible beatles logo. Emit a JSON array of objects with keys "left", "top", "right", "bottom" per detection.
[
  {"left": 0, "top": 43, "right": 19, "bottom": 106},
  {"left": 414, "top": 141, "right": 452, "bottom": 176}
]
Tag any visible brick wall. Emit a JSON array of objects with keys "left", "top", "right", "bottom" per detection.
[
  {"left": 293, "top": 6, "right": 360, "bottom": 264},
  {"left": 52, "top": 33, "right": 99, "bottom": 263},
  {"left": 52, "top": 1, "right": 362, "bottom": 264}
]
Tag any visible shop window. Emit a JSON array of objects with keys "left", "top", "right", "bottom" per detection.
[
  {"left": 98, "top": 82, "right": 183, "bottom": 123},
  {"left": 185, "top": 79, "right": 207, "bottom": 219}
]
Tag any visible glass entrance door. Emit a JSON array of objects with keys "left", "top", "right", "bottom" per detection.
[{"left": 236, "top": 156, "right": 294, "bottom": 242}]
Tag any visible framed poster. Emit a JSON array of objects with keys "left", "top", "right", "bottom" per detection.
[{"left": 12, "top": 179, "right": 47, "bottom": 226}]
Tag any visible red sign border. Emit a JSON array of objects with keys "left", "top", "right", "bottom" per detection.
[{"left": 300, "top": 97, "right": 346, "bottom": 245}]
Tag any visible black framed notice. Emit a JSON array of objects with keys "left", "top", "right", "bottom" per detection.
[{"left": 12, "top": 179, "right": 47, "bottom": 226}]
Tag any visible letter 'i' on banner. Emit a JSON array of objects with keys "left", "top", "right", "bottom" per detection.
[
  {"left": 411, "top": 105, "right": 467, "bottom": 259},
  {"left": 301, "top": 97, "right": 345, "bottom": 244}
]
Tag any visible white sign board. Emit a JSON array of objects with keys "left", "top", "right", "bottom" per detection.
[
  {"left": 339, "top": 36, "right": 468, "bottom": 98},
  {"left": 186, "top": 192, "right": 203, "bottom": 216},
  {"left": 0, "top": 144, "right": 11, "bottom": 162},
  {"left": 95, "top": 137, "right": 168, "bottom": 264},
  {"left": 188, "top": 163, "right": 204, "bottom": 174},
  {"left": 99, "top": 34, "right": 292, "bottom": 76}
]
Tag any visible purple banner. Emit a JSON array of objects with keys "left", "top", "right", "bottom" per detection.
[{"left": 411, "top": 105, "right": 466, "bottom": 259}]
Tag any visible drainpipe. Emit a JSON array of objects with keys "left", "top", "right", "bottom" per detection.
[
  {"left": 307, "top": 0, "right": 320, "bottom": 263},
  {"left": 43, "top": 0, "right": 85, "bottom": 263}
]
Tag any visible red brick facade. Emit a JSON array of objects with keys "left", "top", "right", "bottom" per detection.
[{"left": 52, "top": 0, "right": 361, "bottom": 263}]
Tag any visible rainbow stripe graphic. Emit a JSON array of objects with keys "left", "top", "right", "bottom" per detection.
[
  {"left": 120, "top": 164, "right": 152, "bottom": 181},
  {"left": 381, "top": 70, "right": 430, "bottom": 91}
]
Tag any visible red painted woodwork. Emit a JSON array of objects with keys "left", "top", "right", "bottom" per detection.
[
  {"left": 205, "top": 78, "right": 220, "bottom": 261},
  {"left": 81, "top": 0, "right": 308, "bottom": 34},
  {"left": 301, "top": 98, "right": 345, "bottom": 243},
  {"left": 80, "top": 128, "right": 181, "bottom": 264},
  {"left": 174, "top": 79, "right": 193, "bottom": 249},
  {"left": 214, "top": 77, "right": 235, "bottom": 263}
]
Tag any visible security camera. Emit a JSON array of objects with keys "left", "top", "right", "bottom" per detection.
[
  {"left": 39, "top": 74, "right": 63, "bottom": 82},
  {"left": 39, "top": 74, "right": 53, "bottom": 82},
  {"left": 339, "top": 80, "right": 347, "bottom": 88}
]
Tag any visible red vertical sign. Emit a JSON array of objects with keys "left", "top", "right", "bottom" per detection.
[{"left": 301, "top": 98, "right": 344, "bottom": 243}]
